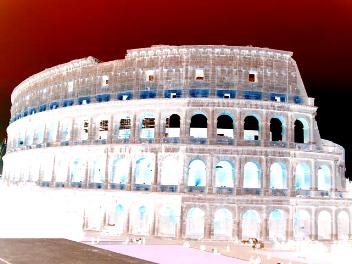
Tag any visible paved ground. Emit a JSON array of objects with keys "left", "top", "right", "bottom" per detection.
[
  {"left": 0, "top": 239, "right": 154, "bottom": 264},
  {"left": 96, "top": 244, "right": 249, "bottom": 264}
]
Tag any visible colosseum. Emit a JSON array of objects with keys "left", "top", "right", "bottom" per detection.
[{"left": 2, "top": 45, "right": 351, "bottom": 241}]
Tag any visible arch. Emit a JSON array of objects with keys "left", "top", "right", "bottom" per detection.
[
  {"left": 26, "top": 127, "right": 34, "bottom": 145},
  {"left": 91, "top": 157, "right": 105, "bottom": 183},
  {"left": 294, "top": 209, "right": 311, "bottom": 240},
  {"left": 270, "top": 118, "right": 283, "bottom": 141},
  {"left": 190, "top": 114, "right": 207, "bottom": 138},
  {"left": 242, "top": 210, "right": 261, "bottom": 239},
  {"left": 268, "top": 209, "right": 287, "bottom": 241},
  {"left": 61, "top": 119, "right": 71, "bottom": 141},
  {"left": 46, "top": 121, "right": 58, "bottom": 143},
  {"left": 158, "top": 206, "right": 177, "bottom": 237},
  {"left": 160, "top": 156, "right": 180, "bottom": 185},
  {"left": 243, "top": 161, "right": 261, "bottom": 188},
  {"left": 317, "top": 165, "right": 331, "bottom": 191},
  {"left": 186, "top": 207, "right": 205, "bottom": 239},
  {"left": 295, "top": 163, "right": 311, "bottom": 190},
  {"left": 294, "top": 118, "right": 309, "bottom": 143},
  {"left": 213, "top": 208, "right": 233, "bottom": 239},
  {"left": 244, "top": 115, "right": 259, "bottom": 140},
  {"left": 113, "top": 204, "right": 125, "bottom": 235},
  {"left": 131, "top": 205, "right": 150, "bottom": 235},
  {"left": 165, "top": 114, "right": 181, "bottom": 138},
  {"left": 118, "top": 116, "right": 131, "bottom": 139},
  {"left": 337, "top": 211, "right": 350, "bottom": 240},
  {"left": 71, "top": 158, "right": 85, "bottom": 183},
  {"left": 36, "top": 124, "right": 44, "bottom": 144},
  {"left": 55, "top": 157, "right": 68, "bottom": 182},
  {"left": 140, "top": 115, "right": 155, "bottom": 139},
  {"left": 187, "top": 159, "right": 206, "bottom": 187},
  {"left": 215, "top": 160, "right": 234, "bottom": 187},
  {"left": 318, "top": 210, "right": 332, "bottom": 240},
  {"left": 217, "top": 114, "right": 234, "bottom": 138},
  {"left": 41, "top": 157, "right": 54, "bottom": 181},
  {"left": 134, "top": 157, "right": 154, "bottom": 185},
  {"left": 111, "top": 158, "right": 129, "bottom": 184},
  {"left": 270, "top": 162, "right": 287, "bottom": 189}
]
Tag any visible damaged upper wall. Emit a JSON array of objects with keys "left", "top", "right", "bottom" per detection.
[{"left": 10, "top": 45, "right": 309, "bottom": 121}]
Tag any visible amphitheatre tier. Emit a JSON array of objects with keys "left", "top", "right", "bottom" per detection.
[{"left": 2, "top": 45, "right": 351, "bottom": 242}]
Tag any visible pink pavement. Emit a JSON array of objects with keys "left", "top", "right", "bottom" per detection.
[{"left": 96, "top": 245, "right": 249, "bottom": 264}]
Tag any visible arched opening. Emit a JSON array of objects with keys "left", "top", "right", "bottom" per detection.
[
  {"left": 140, "top": 116, "right": 155, "bottom": 139},
  {"left": 46, "top": 121, "right": 58, "bottom": 143},
  {"left": 80, "top": 118, "right": 89, "bottom": 141},
  {"left": 317, "top": 165, "right": 331, "bottom": 191},
  {"left": 318, "top": 210, "right": 332, "bottom": 240},
  {"left": 186, "top": 207, "right": 205, "bottom": 239},
  {"left": 112, "top": 204, "right": 125, "bottom": 235},
  {"left": 61, "top": 119, "right": 71, "bottom": 142},
  {"left": 131, "top": 205, "right": 150, "bottom": 235},
  {"left": 269, "top": 210, "right": 286, "bottom": 241},
  {"left": 26, "top": 127, "right": 34, "bottom": 145},
  {"left": 337, "top": 211, "right": 350, "bottom": 240},
  {"left": 244, "top": 115, "right": 259, "bottom": 140},
  {"left": 41, "top": 157, "right": 54, "bottom": 182},
  {"left": 190, "top": 114, "right": 207, "bottom": 138},
  {"left": 91, "top": 158, "right": 105, "bottom": 183},
  {"left": 217, "top": 115, "right": 234, "bottom": 138},
  {"left": 111, "top": 159, "right": 129, "bottom": 184},
  {"left": 215, "top": 160, "right": 234, "bottom": 187},
  {"left": 213, "top": 208, "right": 233, "bottom": 239},
  {"left": 270, "top": 162, "right": 287, "bottom": 189},
  {"left": 55, "top": 158, "right": 68, "bottom": 183},
  {"left": 294, "top": 119, "right": 309, "bottom": 143},
  {"left": 158, "top": 206, "right": 177, "bottom": 237},
  {"left": 36, "top": 125, "right": 44, "bottom": 144},
  {"left": 187, "top": 159, "right": 206, "bottom": 187},
  {"left": 71, "top": 158, "right": 85, "bottom": 184},
  {"left": 97, "top": 118, "right": 109, "bottom": 140},
  {"left": 160, "top": 156, "right": 180, "bottom": 185},
  {"left": 294, "top": 210, "right": 311, "bottom": 240},
  {"left": 243, "top": 161, "right": 261, "bottom": 188},
  {"left": 295, "top": 163, "right": 311, "bottom": 190},
  {"left": 118, "top": 117, "right": 131, "bottom": 139},
  {"left": 270, "top": 118, "right": 283, "bottom": 141},
  {"left": 134, "top": 157, "right": 154, "bottom": 185},
  {"left": 242, "top": 210, "right": 261, "bottom": 239},
  {"left": 165, "top": 114, "right": 180, "bottom": 138}
]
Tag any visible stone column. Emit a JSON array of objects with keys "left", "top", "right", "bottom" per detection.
[
  {"left": 262, "top": 157, "right": 268, "bottom": 196},
  {"left": 104, "top": 149, "right": 109, "bottom": 189},
  {"left": 153, "top": 153, "right": 158, "bottom": 192},
  {"left": 288, "top": 159, "right": 295, "bottom": 196},
  {"left": 332, "top": 208, "right": 337, "bottom": 240},
  {"left": 311, "top": 160, "right": 318, "bottom": 191},
  {"left": 207, "top": 109, "right": 213, "bottom": 144},
  {"left": 287, "top": 207, "right": 294, "bottom": 240},
  {"left": 207, "top": 155, "right": 213, "bottom": 194},
  {"left": 261, "top": 212, "right": 268, "bottom": 240},
  {"left": 311, "top": 209, "right": 317, "bottom": 240},
  {"left": 236, "top": 158, "right": 243, "bottom": 194}
]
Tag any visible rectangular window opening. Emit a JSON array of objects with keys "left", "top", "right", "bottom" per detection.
[
  {"left": 142, "top": 118, "right": 155, "bottom": 129},
  {"left": 102, "top": 75, "right": 109, "bottom": 86},
  {"left": 170, "top": 93, "right": 177, "bottom": 98},
  {"left": 224, "top": 93, "right": 230, "bottom": 99},
  {"left": 68, "top": 81, "right": 73, "bottom": 93},
  {"left": 248, "top": 73, "right": 256, "bottom": 82},
  {"left": 122, "top": 95, "right": 128, "bottom": 101},
  {"left": 195, "top": 69, "right": 205, "bottom": 80},
  {"left": 146, "top": 70, "right": 155, "bottom": 82}
]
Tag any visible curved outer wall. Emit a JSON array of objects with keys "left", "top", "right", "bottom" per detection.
[{"left": 2, "top": 45, "right": 351, "bottom": 241}]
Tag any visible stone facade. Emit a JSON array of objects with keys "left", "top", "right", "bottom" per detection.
[{"left": 2, "top": 45, "right": 351, "bottom": 241}]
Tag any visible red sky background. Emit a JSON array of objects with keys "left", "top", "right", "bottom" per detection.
[{"left": 0, "top": 0, "right": 351, "bottom": 177}]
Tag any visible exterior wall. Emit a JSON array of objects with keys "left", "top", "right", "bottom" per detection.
[{"left": 3, "top": 45, "right": 350, "bottom": 241}]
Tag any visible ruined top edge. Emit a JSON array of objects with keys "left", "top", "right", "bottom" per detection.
[{"left": 127, "top": 45, "right": 293, "bottom": 57}]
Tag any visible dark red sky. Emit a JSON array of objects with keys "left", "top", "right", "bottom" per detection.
[{"left": 1, "top": 0, "right": 351, "bottom": 177}]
